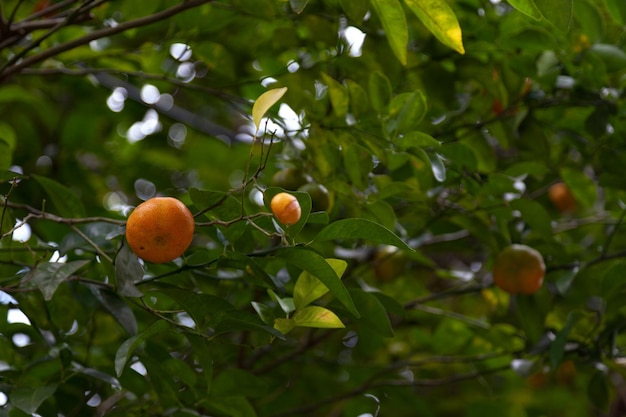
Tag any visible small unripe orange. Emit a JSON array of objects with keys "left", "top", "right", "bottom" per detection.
[{"left": 270, "top": 192, "right": 301, "bottom": 225}]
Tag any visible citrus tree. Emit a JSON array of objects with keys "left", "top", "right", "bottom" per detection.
[{"left": 1, "top": 0, "right": 626, "bottom": 416}]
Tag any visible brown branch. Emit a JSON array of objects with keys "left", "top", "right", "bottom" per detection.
[
  {"left": 0, "top": 0, "right": 214, "bottom": 82},
  {"left": 0, "top": 199, "right": 126, "bottom": 227}
]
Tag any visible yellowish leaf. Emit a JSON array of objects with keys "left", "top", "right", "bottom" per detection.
[{"left": 252, "top": 87, "right": 288, "bottom": 131}]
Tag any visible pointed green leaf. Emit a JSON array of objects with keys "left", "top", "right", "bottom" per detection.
[
  {"left": 369, "top": 71, "right": 392, "bottom": 113},
  {"left": 115, "top": 244, "right": 143, "bottom": 297},
  {"left": 535, "top": 0, "right": 573, "bottom": 32},
  {"left": 604, "top": 0, "right": 626, "bottom": 24},
  {"left": 350, "top": 289, "right": 395, "bottom": 337},
  {"left": 396, "top": 131, "right": 441, "bottom": 148},
  {"left": 506, "top": 0, "right": 542, "bottom": 20},
  {"left": 33, "top": 174, "right": 86, "bottom": 218},
  {"left": 274, "top": 318, "right": 296, "bottom": 335},
  {"left": 91, "top": 286, "right": 138, "bottom": 335},
  {"left": 428, "top": 151, "right": 447, "bottom": 182},
  {"left": 252, "top": 87, "right": 288, "bottom": 131},
  {"left": 314, "top": 218, "right": 413, "bottom": 252},
  {"left": 339, "top": 0, "right": 370, "bottom": 22},
  {"left": 387, "top": 91, "right": 428, "bottom": 136},
  {"left": 403, "top": 0, "right": 464, "bottom": 53},
  {"left": 320, "top": 72, "right": 349, "bottom": 118},
  {"left": 294, "top": 259, "right": 348, "bottom": 309},
  {"left": 30, "top": 260, "right": 89, "bottom": 301},
  {"left": 114, "top": 320, "right": 169, "bottom": 377},
  {"left": 278, "top": 247, "right": 359, "bottom": 317},
  {"left": 549, "top": 311, "right": 583, "bottom": 367},
  {"left": 293, "top": 306, "right": 345, "bottom": 328},
  {"left": 10, "top": 385, "right": 57, "bottom": 414},
  {"left": 290, "top": 0, "right": 309, "bottom": 13},
  {"left": 560, "top": 167, "right": 596, "bottom": 209},
  {"left": 371, "top": 0, "right": 408, "bottom": 65}
]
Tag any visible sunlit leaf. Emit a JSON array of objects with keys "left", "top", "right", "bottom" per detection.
[
  {"left": 293, "top": 306, "right": 345, "bottom": 328},
  {"left": 278, "top": 247, "right": 359, "bottom": 317},
  {"left": 371, "top": 0, "right": 408, "bottom": 65},
  {"left": 396, "top": 131, "right": 441, "bottom": 148},
  {"left": 314, "top": 218, "right": 413, "bottom": 252},
  {"left": 404, "top": 0, "right": 465, "bottom": 53},
  {"left": 274, "top": 318, "right": 296, "bottom": 335},
  {"left": 252, "top": 87, "right": 288, "bottom": 131},
  {"left": 293, "top": 258, "right": 348, "bottom": 309}
]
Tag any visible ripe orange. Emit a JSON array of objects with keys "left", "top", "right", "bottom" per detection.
[
  {"left": 125, "top": 197, "right": 195, "bottom": 263},
  {"left": 548, "top": 182, "right": 576, "bottom": 213},
  {"left": 492, "top": 244, "right": 545, "bottom": 295},
  {"left": 270, "top": 192, "right": 301, "bottom": 225}
]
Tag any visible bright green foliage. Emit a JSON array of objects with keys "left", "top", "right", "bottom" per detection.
[{"left": 1, "top": 0, "right": 626, "bottom": 416}]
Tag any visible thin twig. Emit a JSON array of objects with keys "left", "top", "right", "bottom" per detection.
[{"left": 0, "top": 0, "right": 214, "bottom": 81}]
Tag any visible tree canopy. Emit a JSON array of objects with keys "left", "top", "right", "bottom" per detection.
[{"left": 1, "top": 0, "right": 626, "bottom": 416}]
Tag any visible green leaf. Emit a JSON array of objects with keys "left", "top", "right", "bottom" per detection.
[
  {"left": 403, "top": 0, "right": 465, "bottom": 53},
  {"left": 204, "top": 396, "right": 259, "bottom": 417},
  {"left": 114, "top": 243, "right": 143, "bottom": 297},
  {"left": 293, "top": 306, "right": 345, "bottom": 328},
  {"left": 0, "top": 122, "right": 16, "bottom": 151},
  {"left": 115, "top": 320, "right": 169, "bottom": 377},
  {"left": 387, "top": 91, "right": 428, "bottom": 136},
  {"left": 32, "top": 174, "right": 86, "bottom": 218},
  {"left": 369, "top": 71, "right": 392, "bottom": 113},
  {"left": 30, "top": 260, "right": 89, "bottom": 301},
  {"left": 549, "top": 310, "right": 583, "bottom": 367},
  {"left": 535, "top": 0, "right": 573, "bottom": 32},
  {"left": 371, "top": 0, "right": 408, "bottom": 65},
  {"left": 509, "top": 199, "right": 552, "bottom": 239},
  {"left": 590, "top": 44, "right": 626, "bottom": 72},
  {"left": 560, "top": 167, "right": 596, "bottom": 209},
  {"left": 505, "top": 0, "right": 542, "bottom": 20},
  {"left": 314, "top": 218, "right": 413, "bottom": 252},
  {"left": 294, "top": 258, "right": 348, "bottom": 309},
  {"left": 185, "top": 333, "right": 214, "bottom": 390},
  {"left": 10, "top": 385, "right": 57, "bottom": 414},
  {"left": 277, "top": 247, "right": 359, "bottom": 317},
  {"left": 428, "top": 151, "right": 446, "bottom": 182},
  {"left": 350, "top": 289, "right": 394, "bottom": 337},
  {"left": 289, "top": 0, "right": 309, "bottom": 13},
  {"left": 90, "top": 286, "right": 138, "bottom": 335},
  {"left": 604, "top": 0, "right": 626, "bottom": 24},
  {"left": 213, "top": 369, "right": 268, "bottom": 399},
  {"left": 396, "top": 131, "right": 441, "bottom": 148},
  {"left": 274, "top": 318, "right": 296, "bottom": 335},
  {"left": 320, "top": 72, "right": 349, "bottom": 118},
  {"left": 339, "top": 0, "right": 370, "bottom": 22},
  {"left": 252, "top": 87, "right": 288, "bottom": 131}
]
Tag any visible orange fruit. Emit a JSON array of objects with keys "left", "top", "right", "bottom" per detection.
[
  {"left": 548, "top": 182, "right": 577, "bottom": 213},
  {"left": 493, "top": 244, "right": 545, "bottom": 295},
  {"left": 125, "top": 197, "right": 195, "bottom": 263},
  {"left": 270, "top": 192, "right": 301, "bottom": 225}
]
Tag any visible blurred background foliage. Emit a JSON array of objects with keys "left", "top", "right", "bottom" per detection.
[{"left": 1, "top": 0, "right": 626, "bottom": 416}]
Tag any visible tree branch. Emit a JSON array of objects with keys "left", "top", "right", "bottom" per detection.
[{"left": 0, "top": 0, "right": 214, "bottom": 82}]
